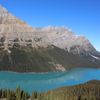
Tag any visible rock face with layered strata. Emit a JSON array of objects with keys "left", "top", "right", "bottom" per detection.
[
  {"left": 42, "top": 25, "right": 91, "bottom": 53},
  {"left": 0, "top": 5, "right": 100, "bottom": 62},
  {"left": 0, "top": 5, "right": 49, "bottom": 48},
  {"left": 34, "top": 25, "right": 100, "bottom": 61}
]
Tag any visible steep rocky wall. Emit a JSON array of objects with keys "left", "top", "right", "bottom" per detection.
[{"left": 0, "top": 5, "right": 100, "bottom": 62}]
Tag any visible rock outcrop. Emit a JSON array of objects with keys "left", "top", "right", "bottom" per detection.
[{"left": 0, "top": 5, "right": 49, "bottom": 49}]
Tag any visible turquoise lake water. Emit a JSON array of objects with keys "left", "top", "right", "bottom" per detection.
[{"left": 0, "top": 68, "right": 100, "bottom": 94}]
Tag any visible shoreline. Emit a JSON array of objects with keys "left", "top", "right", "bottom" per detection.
[{"left": 0, "top": 67, "right": 100, "bottom": 74}]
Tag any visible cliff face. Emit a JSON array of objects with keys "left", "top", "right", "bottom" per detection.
[
  {"left": 0, "top": 5, "right": 49, "bottom": 48},
  {"left": 0, "top": 5, "right": 100, "bottom": 62},
  {"left": 35, "top": 26, "right": 100, "bottom": 61}
]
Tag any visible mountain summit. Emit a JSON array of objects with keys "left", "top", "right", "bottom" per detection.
[{"left": 0, "top": 5, "right": 14, "bottom": 17}]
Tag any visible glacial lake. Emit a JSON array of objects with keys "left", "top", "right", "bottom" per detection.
[{"left": 0, "top": 68, "right": 100, "bottom": 94}]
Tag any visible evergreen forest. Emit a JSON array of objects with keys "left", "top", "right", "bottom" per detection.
[{"left": 0, "top": 80, "right": 100, "bottom": 100}]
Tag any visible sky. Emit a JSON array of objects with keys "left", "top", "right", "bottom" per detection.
[{"left": 0, "top": 0, "right": 100, "bottom": 51}]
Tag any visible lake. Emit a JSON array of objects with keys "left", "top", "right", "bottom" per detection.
[{"left": 0, "top": 68, "right": 100, "bottom": 94}]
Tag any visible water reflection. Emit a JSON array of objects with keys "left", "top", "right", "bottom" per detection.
[{"left": 0, "top": 69, "right": 100, "bottom": 94}]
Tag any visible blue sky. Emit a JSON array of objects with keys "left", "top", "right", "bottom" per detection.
[{"left": 0, "top": 0, "right": 100, "bottom": 51}]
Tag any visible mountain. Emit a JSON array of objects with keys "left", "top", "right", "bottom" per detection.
[
  {"left": 0, "top": 5, "right": 100, "bottom": 73},
  {"left": 0, "top": 5, "right": 49, "bottom": 48},
  {"left": 0, "top": 5, "right": 100, "bottom": 62},
  {"left": 35, "top": 25, "right": 100, "bottom": 62}
]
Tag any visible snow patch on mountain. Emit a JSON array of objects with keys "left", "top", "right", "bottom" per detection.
[{"left": 90, "top": 54, "right": 100, "bottom": 60}]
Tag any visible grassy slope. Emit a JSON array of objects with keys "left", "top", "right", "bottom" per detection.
[{"left": 0, "top": 45, "right": 100, "bottom": 73}]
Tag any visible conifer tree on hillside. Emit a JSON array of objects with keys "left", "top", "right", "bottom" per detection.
[
  {"left": 7, "top": 89, "right": 11, "bottom": 100},
  {"left": 15, "top": 86, "right": 21, "bottom": 100}
]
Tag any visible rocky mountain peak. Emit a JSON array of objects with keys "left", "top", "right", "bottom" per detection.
[
  {"left": 42, "top": 25, "right": 74, "bottom": 34},
  {"left": 0, "top": 5, "right": 14, "bottom": 18},
  {"left": 43, "top": 25, "right": 70, "bottom": 31},
  {"left": 0, "top": 5, "right": 48, "bottom": 49},
  {"left": 56, "top": 26, "right": 69, "bottom": 31},
  {"left": 42, "top": 25, "right": 55, "bottom": 31},
  {"left": 0, "top": 5, "right": 100, "bottom": 62}
]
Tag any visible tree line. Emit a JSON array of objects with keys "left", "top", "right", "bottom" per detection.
[{"left": 0, "top": 80, "right": 100, "bottom": 100}]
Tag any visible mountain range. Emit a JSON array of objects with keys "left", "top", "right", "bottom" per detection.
[{"left": 0, "top": 5, "right": 100, "bottom": 73}]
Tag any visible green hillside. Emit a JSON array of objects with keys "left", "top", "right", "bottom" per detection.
[
  {"left": 0, "top": 45, "right": 100, "bottom": 73},
  {"left": 43, "top": 80, "right": 100, "bottom": 100}
]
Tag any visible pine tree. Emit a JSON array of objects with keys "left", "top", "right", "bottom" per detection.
[
  {"left": 20, "top": 90, "right": 24, "bottom": 99},
  {"left": 15, "top": 86, "right": 21, "bottom": 100},
  {"left": 31, "top": 91, "right": 36, "bottom": 100},
  {"left": 1, "top": 89, "right": 7, "bottom": 98},
  {"left": 37, "top": 92, "right": 42, "bottom": 100},
  {"left": 7, "top": 89, "right": 11, "bottom": 100},
  {"left": 24, "top": 91, "right": 29, "bottom": 99},
  {"left": 22, "top": 91, "right": 29, "bottom": 100},
  {"left": 0, "top": 89, "right": 2, "bottom": 98}
]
